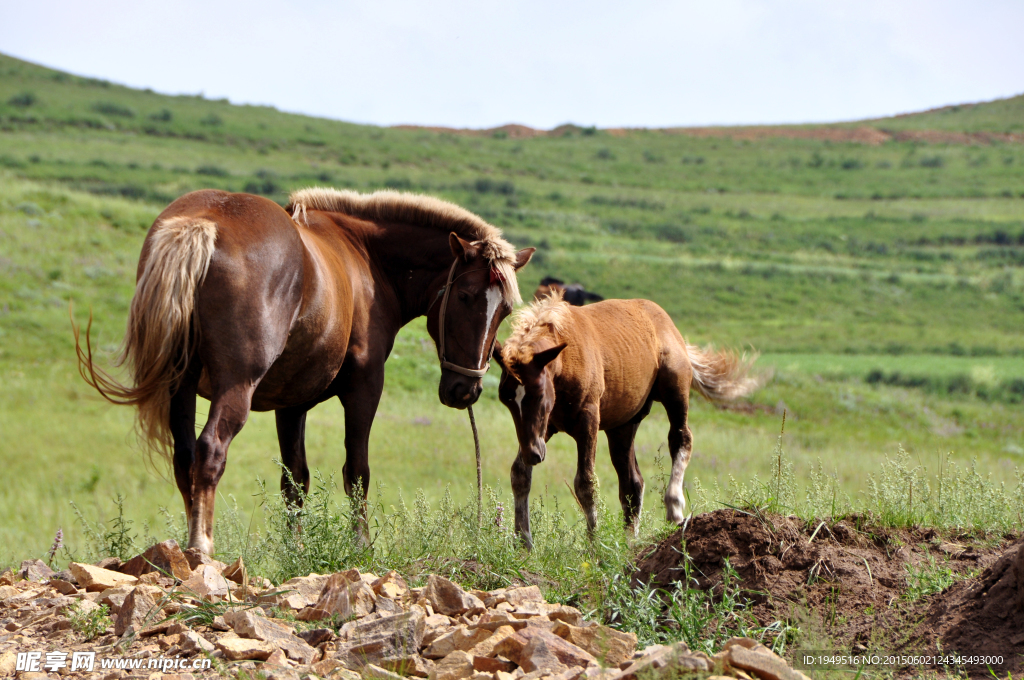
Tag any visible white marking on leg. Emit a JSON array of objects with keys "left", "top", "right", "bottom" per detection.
[
  {"left": 515, "top": 384, "right": 525, "bottom": 415},
  {"left": 664, "top": 453, "right": 688, "bottom": 524},
  {"left": 479, "top": 285, "right": 503, "bottom": 365}
]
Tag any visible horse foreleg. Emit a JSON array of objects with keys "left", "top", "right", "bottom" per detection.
[
  {"left": 606, "top": 422, "right": 645, "bottom": 535},
  {"left": 511, "top": 453, "right": 535, "bottom": 550},
  {"left": 276, "top": 406, "right": 311, "bottom": 508},
  {"left": 337, "top": 362, "right": 385, "bottom": 542},
  {"left": 189, "top": 384, "right": 254, "bottom": 554},
  {"left": 572, "top": 417, "right": 600, "bottom": 534}
]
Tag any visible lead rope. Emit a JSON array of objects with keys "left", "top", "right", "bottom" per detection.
[{"left": 468, "top": 405, "right": 482, "bottom": 529}]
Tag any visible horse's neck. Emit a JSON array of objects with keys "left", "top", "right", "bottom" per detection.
[{"left": 365, "top": 229, "right": 453, "bottom": 324}]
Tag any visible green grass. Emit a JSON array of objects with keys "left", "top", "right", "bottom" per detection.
[{"left": 1, "top": 51, "right": 1023, "bottom": 569}]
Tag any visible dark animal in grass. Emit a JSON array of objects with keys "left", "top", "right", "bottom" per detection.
[
  {"left": 75, "top": 188, "right": 534, "bottom": 554},
  {"left": 491, "top": 291, "right": 761, "bottom": 549},
  {"left": 533, "top": 276, "right": 603, "bottom": 306}
]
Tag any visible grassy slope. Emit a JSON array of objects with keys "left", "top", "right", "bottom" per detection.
[{"left": 1, "top": 52, "right": 1023, "bottom": 561}]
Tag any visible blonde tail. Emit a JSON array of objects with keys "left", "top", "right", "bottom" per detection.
[
  {"left": 686, "top": 343, "right": 766, "bottom": 402},
  {"left": 74, "top": 216, "right": 217, "bottom": 461}
]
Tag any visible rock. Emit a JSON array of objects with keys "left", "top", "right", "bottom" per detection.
[
  {"left": 425, "top": 575, "right": 485, "bottom": 617},
  {"left": 552, "top": 623, "right": 636, "bottom": 667},
  {"left": 335, "top": 610, "right": 426, "bottom": 668},
  {"left": 69, "top": 563, "right": 139, "bottom": 592},
  {"left": 181, "top": 564, "right": 229, "bottom": 600},
  {"left": 211, "top": 615, "right": 230, "bottom": 631},
  {"left": 261, "top": 574, "right": 329, "bottom": 610},
  {"left": 724, "top": 640, "right": 809, "bottom": 680},
  {"left": 19, "top": 559, "right": 55, "bottom": 581},
  {"left": 372, "top": 571, "right": 409, "bottom": 600},
  {"left": 364, "top": 664, "right": 405, "bottom": 680},
  {"left": 223, "top": 609, "right": 295, "bottom": 643},
  {"left": 299, "top": 572, "right": 376, "bottom": 621},
  {"left": 298, "top": 627, "right": 336, "bottom": 647},
  {"left": 473, "top": 656, "right": 516, "bottom": 673},
  {"left": 379, "top": 655, "right": 435, "bottom": 677},
  {"left": 0, "top": 584, "right": 19, "bottom": 600},
  {"left": 216, "top": 636, "right": 275, "bottom": 661},
  {"left": 222, "top": 556, "right": 247, "bottom": 584},
  {"left": 0, "top": 569, "right": 14, "bottom": 585},
  {"left": 48, "top": 578, "right": 78, "bottom": 595},
  {"left": 95, "top": 556, "right": 121, "bottom": 570},
  {"left": 179, "top": 630, "right": 216, "bottom": 655},
  {"left": 115, "top": 586, "right": 164, "bottom": 636},
  {"left": 517, "top": 629, "right": 596, "bottom": 671},
  {"left": 467, "top": 625, "right": 517, "bottom": 658},
  {"left": 472, "top": 611, "right": 533, "bottom": 631},
  {"left": 617, "top": 642, "right": 707, "bottom": 680},
  {"left": 264, "top": 647, "right": 291, "bottom": 668},
  {"left": 424, "top": 626, "right": 491, "bottom": 659},
  {"left": 0, "top": 650, "right": 16, "bottom": 677},
  {"left": 99, "top": 585, "right": 137, "bottom": 609},
  {"left": 503, "top": 586, "right": 544, "bottom": 607},
  {"left": 491, "top": 631, "right": 530, "bottom": 665},
  {"left": 277, "top": 636, "right": 319, "bottom": 665},
  {"left": 119, "top": 540, "right": 193, "bottom": 581},
  {"left": 182, "top": 548, "right": 226, "bottom": 572},
  {"left": 430, "top": 650, "right": 475, "bottom": 680},
  {"left": 423, "top": 613, "right": 455, "bottom": 644}
]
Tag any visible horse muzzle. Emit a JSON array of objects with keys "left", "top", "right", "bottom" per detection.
[
  {"left": 439, "top": 372, "right": 483, "bottom": 409},
  {"left": 521, "top": 441, "right": 546, "bottom": 466}
]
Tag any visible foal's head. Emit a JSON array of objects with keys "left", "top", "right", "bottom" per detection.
[
  {"left": 429, "top": 233, "right": 534, "bottom": 409},
  {"left": 493, "top": 294, "right": 571, "bottom": 465}
]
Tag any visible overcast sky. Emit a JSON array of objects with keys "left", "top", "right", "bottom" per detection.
[{"left": 1, "top": 0, "right": 1022, "bottom": 129}]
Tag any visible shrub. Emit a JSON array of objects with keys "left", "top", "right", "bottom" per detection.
[
  {"left": 148, "top": 109, "right": 173, "bottom": 122},
  {"left": 7, "top": 91, "right": 37, "bottom": 107},
  {"left": 196, "top": 165, "right": 229, "bottom": 176},
  {"left": 91, "top": 101, "right": 136, "bottom": 118},
  {"left": 919, "top": 155, "right": 945, "bottom": 168},
  {"left": 201, "top": 113, "right": 223, "bottom": 126},
  {"left": 596, "top": 148, "right": 615, "bottom": 160},
  {"left": 67, "top": 603, "right": 111, "bottom": 641}
]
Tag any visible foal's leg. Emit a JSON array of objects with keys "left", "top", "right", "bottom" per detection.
[
  {"left": 658, "top": 369, "right": 694, "bottom": 525},
  {"left": 511, "top": 453, "right": 535, "bottom": 550},
  {"left": 189, "top": 383, "right": 256, "bottom": 554},
  {"left": 276, "top": 406, "right": 311, "bottom": 507},
  {"left": 169, "top": 373, "right": 198, "bottom": 524},
  {"left": 606, "top": 422, "right": 645, "bottom": 534},
  {"left": 572, "top": 414, "right": 601, "bottom": 533}
]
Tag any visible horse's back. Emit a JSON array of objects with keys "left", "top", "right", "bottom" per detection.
[{"left": 565, "top": 300, "right": 665, "bottom": 426}]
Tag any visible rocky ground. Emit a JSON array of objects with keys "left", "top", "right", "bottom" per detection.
[{"left": 0, "top": 540, "right": 810, "bottom": 680}]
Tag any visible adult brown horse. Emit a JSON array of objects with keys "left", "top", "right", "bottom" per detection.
[
  {"left": 492, "top": 292, "right": 761, "bottom": 549},
  {"left": 76, "top": 187, "right": 534, "bottom": 554}
]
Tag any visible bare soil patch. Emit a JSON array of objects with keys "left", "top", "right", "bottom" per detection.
[{"left": 633, "top": 509, "right": 1022, "bottom": 676}]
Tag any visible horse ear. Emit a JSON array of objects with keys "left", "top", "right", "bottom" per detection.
[
  {"left": 449, "top": 233, "right": 477, "bottom": 262},
  {"left": 491, "top": 340, "right": 506, "bottom": 369},
  {"left": 514, "top": 247, "right": 536, "bottom": 271},
  {"left": 532, "top": 342, "right": 566, "bottom": 369}
]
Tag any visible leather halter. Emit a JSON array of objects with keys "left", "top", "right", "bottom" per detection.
[{"left": 435, "top": 258, "right": 500, "bottom": 379}]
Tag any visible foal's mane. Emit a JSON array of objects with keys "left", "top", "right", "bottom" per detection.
[
  {"left": 502, "top": 290, "right": 571, "bottom": 366},
  {"left": 288, "top": 187, "right": 522, "bottom": 303}
]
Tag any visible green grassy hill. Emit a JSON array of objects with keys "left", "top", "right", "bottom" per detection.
[{"left": 1, "top": 51, "right": 1023, "bottom": 561}]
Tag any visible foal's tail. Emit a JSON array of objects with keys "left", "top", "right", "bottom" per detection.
[
  {"left": 686, "top": 344, "right": 765, "bottom": 402},
  {"left": 74, "top": 216, "right": 218, "bottom": 461}
]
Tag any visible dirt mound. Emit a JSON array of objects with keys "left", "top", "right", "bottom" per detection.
[
  {"left": 633, "top": 509, "right": 1019, "bottom": 674},
  {"left": 913, "top": 538, "right": 1024, "bottom": 661}
]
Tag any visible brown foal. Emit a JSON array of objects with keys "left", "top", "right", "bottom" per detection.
[
  {"left": 492, "top": 292, "right": 761, "bottom": 549},
  {"left": 76, "top": 188, "right": 533, "bottom": 554}
]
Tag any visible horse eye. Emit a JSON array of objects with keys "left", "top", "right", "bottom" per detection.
[{"left": 458, "top": 291, "right": 470, "bottom": 303}]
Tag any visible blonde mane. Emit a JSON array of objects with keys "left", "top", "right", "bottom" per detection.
[
  {"left": 502, "top": 290, "right": 572, "bottom": 366},
  {"left": 288, "top": 187, "right": 522, "bottom": 303}
]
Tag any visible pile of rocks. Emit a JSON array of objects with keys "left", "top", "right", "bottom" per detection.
[{"left": 0, "top": 540, "right": 809, "bottom": 680}]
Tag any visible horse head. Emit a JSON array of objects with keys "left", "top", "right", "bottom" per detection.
[
  {"left": 493, "top": 340, "right": 566, "bottom": 465},
  {"left": 429, "top": 233, "right": 534, "bottom": 409}
]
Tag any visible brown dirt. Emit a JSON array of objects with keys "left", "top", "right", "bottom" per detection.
[
  {"left": 632, "top": 509, "right": 1022, "bottom": 676},
  {"left": 392, "top": 123, "right": 1024, "bottom": 145}
]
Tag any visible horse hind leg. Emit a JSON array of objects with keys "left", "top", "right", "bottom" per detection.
[
  {"left": 188, "top": 383, "right": 257, "bottom": 554},
  {"left": 169, "top": 369, "right": 199, "bottom": 524},
  {"left": 658, "top": 367, "right": 693, "bottom": 525},
  {"left": 607, "top": 422, "right": 645, "bottom": 535}
]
